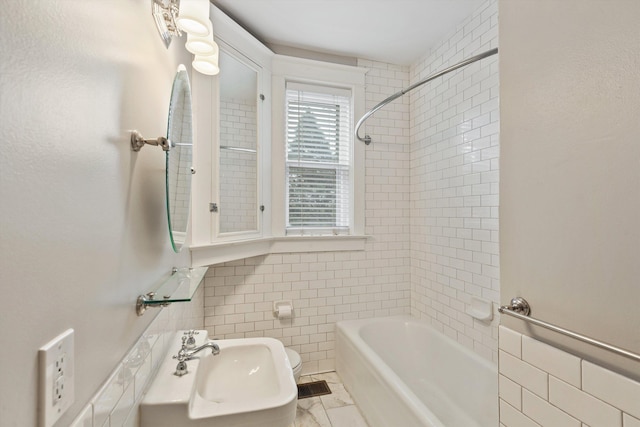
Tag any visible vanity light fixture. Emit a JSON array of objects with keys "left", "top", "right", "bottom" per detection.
[
  {"left": 152, "top": 0, "right": 220, "bottom": 75},
  {"left": 192, "top": 53, "right": 220, "bottom": 76},
  {"left": 185, "top": 21, "right": 219, "bottom": 56},
  {"left": 175, "top": 0, "right": 211, "bottom": 37}
]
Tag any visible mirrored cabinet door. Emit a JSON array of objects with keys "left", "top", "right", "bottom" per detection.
[{"left": 217, "top": 47, "right": 260, "bottom": 235}]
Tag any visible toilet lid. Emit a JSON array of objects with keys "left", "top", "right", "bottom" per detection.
[{"left": 285, "top": 348, "right": 301, "bottom": 369}]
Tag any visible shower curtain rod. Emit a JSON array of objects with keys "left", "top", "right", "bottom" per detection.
[{"left": 355, "top": 47, "right": 499, "bottom": 145}]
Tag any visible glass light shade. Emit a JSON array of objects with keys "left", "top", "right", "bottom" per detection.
[
  {"left": 185, "top": 23, "right": 218, "bottom": 56},
  {"left": 192, "top": 54, "right": 220, "bottom": 76},
  {"left": 186, "top": 37, "right": 219, "bottom": 56},
  {"left": 176, "top": 0, "right": 210, "bottom": 36}
]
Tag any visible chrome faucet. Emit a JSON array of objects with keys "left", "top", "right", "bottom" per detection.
[{"left": 173, "top": 336, "right": 220, "bottom": 376}]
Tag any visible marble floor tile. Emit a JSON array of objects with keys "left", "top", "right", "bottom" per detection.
[
  {"left": 295, "top": 396, "right": 332, "bottom": 427},
  {"left": 294, "top": 371, "right": 369, "bottom": 427},
  {"left": 310, "top": 372, "right": 354, "bottom": 409},
  {"left": 325, "top": 405, "right": 369, "bottom": 427},
  {"left": 298, "top": 374, "right": 314, "bottom": 384},
  {"left": 319, "top": 382, "right": 353, "bottom": 409},
  {"left": 311, "top": 372, "right": 342, "bottom": 385}
]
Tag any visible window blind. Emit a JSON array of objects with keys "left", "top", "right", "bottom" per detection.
[{"left": 285, "top": 83, "right": 352, "bottom": 233}]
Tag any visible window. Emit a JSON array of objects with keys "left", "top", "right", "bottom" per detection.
[{"left": 285, "top": 83, "right": 352, "bottom": 234}]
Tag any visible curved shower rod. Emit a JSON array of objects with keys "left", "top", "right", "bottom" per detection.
[{"left": 355, "top": 47, "right": 499, "bottom": 145}]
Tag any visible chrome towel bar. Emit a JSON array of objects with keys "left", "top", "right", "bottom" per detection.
[{"left": 499, "top": 297, "right": 640, "bottom": 363}]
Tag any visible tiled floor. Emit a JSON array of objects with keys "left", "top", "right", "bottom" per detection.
[{"left": 292, "top": 372, "right": 370, "bottom": 427}]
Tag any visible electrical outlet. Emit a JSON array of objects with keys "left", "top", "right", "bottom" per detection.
[{"left": 39, "top": 329, "right": 74, "bottom": 427}]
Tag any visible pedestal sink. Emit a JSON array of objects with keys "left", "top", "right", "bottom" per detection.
[{"left": 140, "top": 332, "right": 297, "bottom": 427}]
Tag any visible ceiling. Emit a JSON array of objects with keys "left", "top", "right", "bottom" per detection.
[{"left": 211, "top": 0, "right": 485, "bottom": 66}]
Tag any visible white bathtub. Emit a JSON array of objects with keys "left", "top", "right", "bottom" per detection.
[{"left": 336, "top": 316, "right": 497, "bottom": 427}]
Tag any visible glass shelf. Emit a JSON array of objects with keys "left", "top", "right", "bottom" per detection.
[{"left": 136, "top": 266, "right": 208, "bottom": 315}]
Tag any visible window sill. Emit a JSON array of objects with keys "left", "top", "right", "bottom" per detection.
[{"left": 190, "top": 235, "right": 369, "bottom": 267}]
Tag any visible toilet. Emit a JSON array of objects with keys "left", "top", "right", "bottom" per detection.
[{"left": 285, "top": 348, "right": 302, "bottom": 382}]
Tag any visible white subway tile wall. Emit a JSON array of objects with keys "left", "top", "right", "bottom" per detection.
[
  {"left": 219, "top": 98, "right": 258, "bottom": 232},
  {"left": 499, "top": 326, "right": 640, "bottom": 427},
  {"left": 69, "top": 286, "right": 204, "bottom": 427},
  {"left": 203, "top": 58, "right": 412, "bottom": 375},
  {"left": 202, "top": 0, "right": 500, "bottom": 375},
  {"left": 409, "top": 0, "right": 500, "bottom": 363},
  {"left": 203, "top": 250, "right": 412, "bottom": 374}
]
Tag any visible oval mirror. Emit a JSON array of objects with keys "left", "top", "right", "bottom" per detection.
[{"left": 166, "top": 65, "right": 193, "bottom": 252}]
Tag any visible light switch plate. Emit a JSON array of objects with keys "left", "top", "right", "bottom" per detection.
[{"left": 39, "top": 329, "right": 75, "bottom": 427}]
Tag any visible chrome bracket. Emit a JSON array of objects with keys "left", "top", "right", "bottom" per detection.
[
  {"left": 131, "top": 130, "right": 170, "bottom": 152},
  {"left": 136, "top": 292, "right": 171, "bottom": 317},
  {"left": 152, "top": 0, "right": 182, "bottom": 49},
  {"left": 499, "top": 296, "right": 530, "bottom": 316}
]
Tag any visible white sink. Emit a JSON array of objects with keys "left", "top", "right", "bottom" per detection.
[{"left": 140, "top": 333, "right": 297, "bottom": 427}]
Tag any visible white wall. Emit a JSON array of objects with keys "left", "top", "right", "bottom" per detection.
[
  {"left": 0, "top": 2, "right": 202, "bottom": 426},
  {"left": 410, "top": 0, "right": 500, "bottom": 362},
  {"left": 500, "top": 0, "right": 640, "bottom": 380}
]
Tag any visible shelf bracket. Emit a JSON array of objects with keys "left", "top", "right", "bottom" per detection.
[
  {"left": 136, "top": 267, "right": 208, "bottom": 316},
  {"left": 136, "top": 292, "right": 171, "bottom": 316}
]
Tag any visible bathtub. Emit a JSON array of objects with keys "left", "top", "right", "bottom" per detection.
[{"left": 336, "top": 316, "right": 497, "bottom": 427}]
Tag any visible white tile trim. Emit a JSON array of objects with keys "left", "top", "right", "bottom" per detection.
[{"left": 499, "top": 327, "right": 638, "bottom": 427}]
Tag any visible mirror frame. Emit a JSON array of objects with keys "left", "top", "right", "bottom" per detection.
[{"left": 166, "top": 64, "right": 193, "bottom": 253}]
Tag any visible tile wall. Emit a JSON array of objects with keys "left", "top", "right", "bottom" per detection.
[
  {"left": 219, "top": 98, "right": 258, "bottom": 232},
  {"left": 69, "top": 286, "right": 204, "bottom": 427},
  {"left": 409, "top": 0, "right": 500, "bottom": 362},
  {"left": 202, "top": 59, "right": 412, "bottom": 375},
  {"left": 201, "top": 0, "right": 501, "bottom": 374},
  {"left": 499, "top": 326, "right": 640, "bottom": 427}
]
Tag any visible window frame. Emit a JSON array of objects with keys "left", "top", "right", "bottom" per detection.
[
  {"left": 285, "top": 82, "right": 353, "bottom": 235},
  {"left": 271, "top": 55, "right": 366, "bottom": 239}
]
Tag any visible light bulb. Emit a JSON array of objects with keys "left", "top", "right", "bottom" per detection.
[
  {"left": 176, "top": 0, "right": 210, "bottom": 36},
  {"left": 185, "top": 22, "right": 218, "bottom": 56},
  {"left": 192, "top": 54, "right": 220, "bottom": 76}
]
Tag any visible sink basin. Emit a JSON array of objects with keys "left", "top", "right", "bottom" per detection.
[{"left": 140, "top": 332, "right": 297, "bottom": 427}]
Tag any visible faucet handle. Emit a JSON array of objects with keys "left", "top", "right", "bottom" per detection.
[
  {"left": 184, "top": 330, "right": 198, "bottom": 349},
  {"left": 179, "top": 335, "right": 188, "bottom": 351},
  {"left": 174, "top": 338, "right": 188, "bottom": 361}
]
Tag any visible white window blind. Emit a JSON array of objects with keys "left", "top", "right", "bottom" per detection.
[{"left": 285, "top": 82, "right": 352, "bottom": 234}]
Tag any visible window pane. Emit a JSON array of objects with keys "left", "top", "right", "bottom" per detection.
[
  {"left": 288, "top": 167, "right": 337, "bottom": 226},
  {"left": 285, "top": 84, "right": 351, "bottom": 232},
  {"left": 287, "top": 101, "right": 340, "bottom": 163}
]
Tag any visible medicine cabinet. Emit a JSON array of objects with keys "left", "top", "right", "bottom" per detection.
[
  {"left": 189, "top": 5, "right": 365, "bottom": 266},
  {"left": 216, "top": 47, "right": 262, "bottom": 237},
  {"left": 190, "top": 5, "right": 273, "bottom": 260}
]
